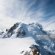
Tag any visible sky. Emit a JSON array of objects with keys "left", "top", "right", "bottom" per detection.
[{"left": 0, "top": 0, "right": 55, "bottom": 31}]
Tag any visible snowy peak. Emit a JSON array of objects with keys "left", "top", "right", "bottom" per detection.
[
  {"left": 28, "top": 23, "right": 47, "bottom": 35},
  {"left": 8, "top": 23, "right": 19, "bottom": 33},
  {"left": 3, "top": 22, "right": 47, "bottom": 38}
]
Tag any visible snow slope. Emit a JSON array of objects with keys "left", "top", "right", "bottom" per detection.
[
  {"left": 0, "top": 36, "right": 55, "bottom": 55},
  {"left": 0, "top": 37, "right": 37, "bottom": 55}
]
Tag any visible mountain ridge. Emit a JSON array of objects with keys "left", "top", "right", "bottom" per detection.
[{"left": 1, "top": 22, "right": 48, "bottom": 38}]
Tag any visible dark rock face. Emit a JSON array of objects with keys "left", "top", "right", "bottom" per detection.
[
  {"left": 8, "top": 23, "right": 19, "bottom": 34},
  {"left": 3, "top": 23, "right": 19, "bottom": 38},
  {"left": 30, "top": 45, "right": 40, "bottom": 55},
  {"left": 16, "top": 28, "right": 26, "bottom": 37},
  {"left": 20, "top": 44, "right": 55, "bottom": 55},
  {"left": 30, "top": 44, "right": 55, "bottom": 55},
  {"left": 16, "top": 23, "right": 28, "bottom": 37}
]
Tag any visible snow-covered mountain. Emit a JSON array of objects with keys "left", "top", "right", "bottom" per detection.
[
  {"left": 1, "top": 22, "right": 48, "bottom": 38},
  {"left": 0, "top": 22, "right": 55, "bottom": 55}
]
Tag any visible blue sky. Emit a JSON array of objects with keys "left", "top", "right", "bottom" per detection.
[{"left": 0, "top": 0, "right": 55, "bottom": 31}]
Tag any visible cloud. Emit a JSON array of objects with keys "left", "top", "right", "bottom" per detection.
[
  {"left": 0, "top": 0, "right": 55, "bottom": 31},
  {"left": 42, "top": 16, "right": 55, "bottom": 30}
]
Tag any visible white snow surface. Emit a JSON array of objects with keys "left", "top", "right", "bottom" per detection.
[{"left": 0, "top": 37, "right": 37, "bottom": 55}]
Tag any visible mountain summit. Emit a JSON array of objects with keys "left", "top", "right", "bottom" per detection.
[{"left": 3, "top": 22, "right": 47, "bottom": 38}]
